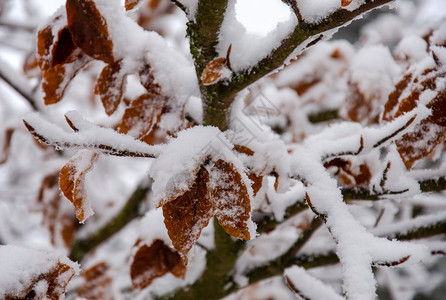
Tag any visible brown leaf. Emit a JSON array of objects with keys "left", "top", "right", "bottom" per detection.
[
  {"left": 130, "top": 239, "right": 186, "bottom": 289},
  {"left": 344, "top": 81, "right": 379, "bottom": 124},
  {"left": 139, "top": 63, "right": 162, "bottom": 95},
  {"left": 59, "top": 151, "right": 98, "bottom": 222},
  {"left": 77, "top": 262, "right": 113, "bottom": 300},
  {"left": 209, "top": 160, "right": 251, "bottom": 240},
  {"left": 162, "top": 166, "right": 214, "bottom": 261},
  {"left": 94, "top": 60, "right": 126, "bottom": 115},
  {"left": 324, "top": 158, "right": 372, "bottom": 186},
  {"left": 0, "top": 128, "right": 14, "bottom": 165},
  {"left": 248, "top": 172, "right": 263, "bottom": 197},
  {"left": 233, "top": 144, "right": 255, "bottom": 156},
  {"left": 427, "top": 89, "right": 446, "bottom": 126},
  {"left": 66, "top": 0, "right": 114, "bottom": 64},
  {"left": 37, "top": 11, "right": 65, "bottom": 71},
  {"left": 396, "top": 120, "right": 446, "bottom": 169},
  {"left": 118, "top": 92, "right": 167, "bottom": 141},
  {"left": 125, "top": 0, "right": 141, "bottom": 10},
  {"left": 36, "top": 172, "right": 77, "bottom": 248},
  {"left": 341, "top": 0, "right": 352, "bottom": 6},
  {"left": 201, "top": 57, "right": 231, "bottom": 86},
  {"left": 42, "top": 49, "right": 91, "bottom": 105},
  {"left": 5, "top": 262, "right": 76, "bottom": 300}
]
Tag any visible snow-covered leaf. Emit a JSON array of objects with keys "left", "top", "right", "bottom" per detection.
[
  {"left": 66, "top": 0, "right": 114, "bottom": 63},
  {"left": 59, "top": 150, "right": 98, "bottom": 222}
]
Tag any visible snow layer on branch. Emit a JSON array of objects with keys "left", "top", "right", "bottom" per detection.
[
  {"left": 0, "top": 245, "right": 79, "bottom": 298},
  {"left": 218, "top": 0, "right": 297, "bottom": 72},
  {"left": 23, "top": 112, "right": 163, "bottom": 156},
  {"left": 297, "top": 0, "right": 341, "bottom": 24},
  {"left": 290, "top": 145, "right": 429, "bottom": 299},
  {"left": 285, "top": 266, "right": 344, "bottom": 300},
  {"left": 178, "top": 0, "right": 199, "bottom": 19}
]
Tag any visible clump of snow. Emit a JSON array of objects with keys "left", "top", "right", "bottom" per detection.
[
  {"left": 218, "top": 0, "right": 297, "bottom": 72},
  {"left": 285, "top": 265, "right": 344, "bottom": 300},
  {"left": 297, "top": 0, "right": 340, "bottom": 24},
  {"left": 177, "top": 0, "right": 199, "bottom": 19},
  {"left": 394, "top": 36, "right": 428, "bottom": 64},
  {"left": 349, "top": 45, "right": 401, "bottom": 104},
  {"left": 0, "top": 245, "right": 79, "bottom": 298},
  {"left": 23, "top": 112, "right": 163, "bottom": 156}
]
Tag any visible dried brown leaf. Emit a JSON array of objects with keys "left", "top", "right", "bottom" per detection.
[
  {"left": 0, "top": 128, "right": 13, "bottom": 165},
  {"left": 42, "top": 50, "right": 91, "bottom": 105},
  {"left": 201, "top": 57, "right": 230, "bottom": 86},
  {"left": 59, "top": 151, "right": 98, "bottom": 222},
  {"left": 130, "top": 240, "right": 186, "bottom": 290},
  {"left": 396, "top": 120, "right": 446, "bottom": 169},
  {"left": 36, "top": 172, "right": 77, "bottom": 248},
  {"left": 209, "top": 160, "right": 251, "bottom": 240},
  {"left": 125, "top": 0, "right": 141, "bottom": 10},
  {"left": 118, "top": 92, "right": 167, "bottom": 141},
  {"left": 77, "top": 262, "right": 113, "bottom": 300},
  {"left": 248, "top": 172, "right": 263, "bottom": 197},
  {"left": 324, "top": 158, "right": 372, "bottom": 186},
  {"left": 139, "top": 63, "right": 162, "bottom": 95},
  {"left": 6, "top": 262, "right": 76, "bottom": 300},
  {"left": 427, "top": 89, "right": 446, "bottom": 126},
  {"left": 66, "top": 0, "right": 114, "bottom": 64},
  {"left": 94, "top": 60, "right": 126, "bottom": 115},
  {"left": 341, "top": 0, "right": 352, "bottom": 6},
  {"left": 162, "top": 166, "right": 213, "bottom": 261}
]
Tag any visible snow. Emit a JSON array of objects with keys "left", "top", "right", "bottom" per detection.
[
  {"left": 23, "top": 112, "right": 163, "bottom": 157},
  {"left": 0, "top": 245, "right": 79, "bottom": 298},
  {"left": 178, "top": 0, "right": 199, "bottom": 19},
  {"left": 218, "top": 0, "right": 297, "bottom": 72},
  {"left": 349, "top": 45, "right": 400, "bottom": 106},
  {"left": 285, "top": 265, "right": 344, "bottom": 300},
  {"left": 297, "top": 0, "right": 341, "bottom": 24}
]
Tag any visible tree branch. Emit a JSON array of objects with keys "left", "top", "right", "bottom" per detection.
[
  {"left": 207, "top": 0, "right": 394, "bottom": 102},
  {"left": 158, "top": 219, "right": 245, "bottom": 300},
  {"left": 0, "top": 58, "right": 37, "bottom": 110},
  {"left": 69, "top": 181, "right": 150, "bottom": 262},
  {"left": 246, "top": 217, "right": 323, "bottom": 284}
]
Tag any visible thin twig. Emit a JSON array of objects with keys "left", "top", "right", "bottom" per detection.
[{"left": 0, "top": 60, "right": 37, "bottom": 110}]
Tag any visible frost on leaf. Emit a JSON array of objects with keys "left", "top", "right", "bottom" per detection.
[
  {"left": 130, "top": 239, "right": 186, "bottom": 289},
  {"left": 37, "top": 172, "right": 77, "bottom": 248},
  {"left": 77, "top": 262, "right": 112, "bottom": 299},
  {"left": 66, "top": 0, "right": 114, "bottom": 64},
  {"left": 0, "top": 246, "right": 79, "bottom": 300},
  {"left": 162, "top": 166, "right": 213, "bottom": 261},
  {"left": 94, "top": 60, "right": 126, "bottom": 115},
  {"left": 118, "top": 92, "right": 167, "bottom": 143},
  {"left": 209, "top": 160, "right": 251, "bottom": 240},
  {"left": 381, "top": 33, "right": 446, "bottom": 168},
  {"left": 201, "top": 57, "right": 231, "bottom": 86},
  {"left": 59, "top": 151, "right": 98, "bottom": 222}
]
